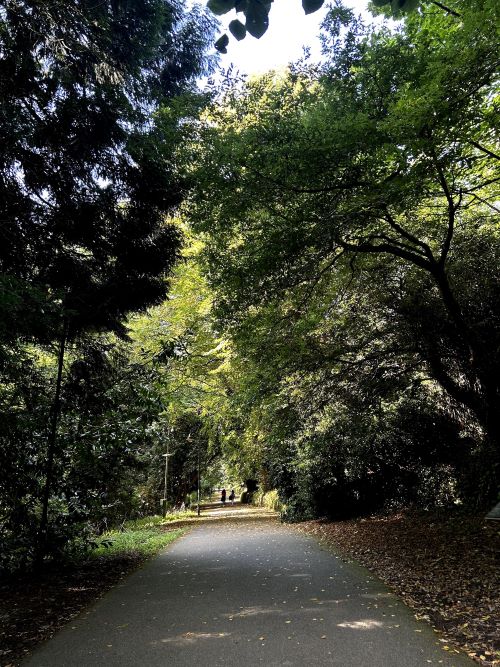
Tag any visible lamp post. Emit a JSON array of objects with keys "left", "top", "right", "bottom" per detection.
[
  {"left": 161, "top": 453, "right": 173, "bottom": 517},
  {"left": 197, "top": 443, "right": 201, "bottom": 517},
  {"left": 195, "top": 407, "right": 202, "bottom": 517},
  {"left": 161, "top": 431, "right": 173, "bottom": 517}
]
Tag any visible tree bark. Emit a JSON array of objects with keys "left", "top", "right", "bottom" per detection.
[{"left": 36, "top": 318, "right": 68, "bottom": 567}]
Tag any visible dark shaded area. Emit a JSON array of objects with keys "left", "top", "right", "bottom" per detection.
[{"left": 0, "top": 553, "right": 149, "bottom": 666}]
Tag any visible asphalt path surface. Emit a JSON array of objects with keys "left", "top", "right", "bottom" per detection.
[{"left": 25, "top": 506, "right": 474, "bottom": 666}]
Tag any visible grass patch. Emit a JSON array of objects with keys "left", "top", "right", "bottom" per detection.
[
  {"left": 92, "top": 514, "right": 192, "bottom": 559},
  {"left": 123, "top": 511, "right": 196, "bottom": 530}
]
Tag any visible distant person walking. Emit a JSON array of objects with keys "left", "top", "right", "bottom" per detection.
[
  {"left": 221, "top": 488, "right": 226, "bottom": 505},
  {"left": 229, "top": 489, "right": 236, "bottom": 505}
]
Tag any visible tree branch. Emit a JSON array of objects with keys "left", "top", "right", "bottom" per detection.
[
  {"left": 430, "top": 1, "right": 461, "bottom": 18},
  {"left": 425, "top": 349, "right": 482, "bottom": 418},
  {"left": 469, "top": 192, "right": 500, "bottom": 214},
  {"left": 429, "top": 148, "right": 456, "bottom": 268},
  {"left": 382, "top": 210, "right": 435, "bottom": 260},
  {"left": 468, "top": 140, "right": 500, "bottom": 162},
  {"left": 339, "top": 238, "right": 433, "bottom": 272},
  {"left": 461, "top": 176, "right": 500, "bottom": 194}
]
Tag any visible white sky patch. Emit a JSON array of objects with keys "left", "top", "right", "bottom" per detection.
[{"left": 191, "top": 0, "right": 381, "bottom": 77}]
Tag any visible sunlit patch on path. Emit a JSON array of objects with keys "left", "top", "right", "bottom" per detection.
[
  {"left": 156, "top": 631, "right": 231, "bottom": 644},
  {"left": 337, "top": 619, "right": 385, "bottom": 630}
]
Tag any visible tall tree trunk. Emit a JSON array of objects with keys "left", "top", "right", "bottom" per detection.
[{"left": 36, "top": 319, "right": 68, "bottom": 567}]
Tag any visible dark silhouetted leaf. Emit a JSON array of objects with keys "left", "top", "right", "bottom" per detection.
[
  {"left": 302, "top": 0, "right": 325, "bottom": 15},
  {"left": 402, "top": 0, "right": 420, "bottom": 10},
  {"left": 215, "top": 33, "right": 230, "bottom": 53},
  {"left": 245, "top": 2, "right": 269, "bottom": 38},
  {"left": 207, "top": 0, "right": 235, "bottom": 16},
  {"left": 229, "top": 19, "right": 247, "bottom": 40}
]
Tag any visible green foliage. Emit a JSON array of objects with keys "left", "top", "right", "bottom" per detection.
[
  {"left": 92, "top": 521, "right": 186, "bottom": 560},
  {"left": 208, "top": 0, "right": 465, "bottom": 52},
  {"left": 1, "top": 0, "right": 498, "bottom": 579},
  {"left": 183, "top": 0, "right": 500, "bottom": 519},
  {"left": 0, "top": 1, "right": 216, "bottom": 347},
  {"left": 185, "top": 491, "right": 199, "bottom": 507},
  {"left": 0, "top": 0, "right": 217, "bottom": 573},
  {"left": 253, "top": 489, "right": 283, "bottom": 511},
  {"left": 370, "top": 0, "right": 419, "bottom": 10}
]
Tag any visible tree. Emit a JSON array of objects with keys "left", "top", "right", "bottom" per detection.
[
  {"left": 185, "top": 1, "right": 500, "bottom": 489},
  {"left": 126, "top": 231, "right": 228, "bottom": 504},
  {"left": 0, "top": 0, "right": 216, "bottom": 563},
  {"left": 0, "top": 0, "right": 215, "bottom": 345}
]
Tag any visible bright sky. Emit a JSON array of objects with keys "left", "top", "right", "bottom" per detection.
[{"left": 210, "top": 0, "right": 377, "bottom": 76}]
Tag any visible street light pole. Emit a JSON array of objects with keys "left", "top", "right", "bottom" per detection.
[
  {"left": 161, "top": 431, "right": 173, "bottom": 517},
  {"left": 166, "top": 435, "right": 171, "bottom": 499},
  {"left": 197, "top": 444, "right": 201, "bottom": 517},
  {"left": 161, "top": 452, "right": 173, "bottom": 517}
]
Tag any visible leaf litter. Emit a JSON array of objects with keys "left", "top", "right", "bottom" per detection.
[
  {"left": 293, "top": 511, "right": 499, "bottom": 666},
  {"left": 0, "top": 553, "right": 148, "bottom": 666}
]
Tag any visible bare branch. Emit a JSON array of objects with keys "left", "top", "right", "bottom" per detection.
[
  {"left": 468, "top": 140, "right": 500, "bottom": 162},
  {"left": 430, "top": 1, "right": 461, "bottom": 18},
  {"left": 382, "top": 210, "right": 435, "bottom": 260}
]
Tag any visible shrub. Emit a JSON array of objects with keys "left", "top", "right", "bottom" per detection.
[
  {"left": 252, "top": 489, "right": 283, "bottom": 512},
  {"left": 240, "top": 491, "right": 252, "bottom": 504},
  {"left": 262, "top": 490, "right": 282, "bottom": 512}
]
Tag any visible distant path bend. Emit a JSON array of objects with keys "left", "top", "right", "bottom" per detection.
[{"left": 25, "top": 506, "right": 474, "bottom": 666}]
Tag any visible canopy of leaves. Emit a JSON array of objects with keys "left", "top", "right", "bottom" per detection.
[
  {"left": 0, "top": 0, "right": 216, "bottom": 343},
  {"left": 210, "top": 0, "right": 326, "bottom": 52},
  {"left": 207, "top": 0, "right": 458, "bottom": 52},
  {"left": 182, "top": 0, "right": 500, "bottom": 515},
  {"left": 2, "top": 0, "right": 499, "bottom": 578},
  {"left": 0, "top": 0, "right": 217, "bottom": 572}
]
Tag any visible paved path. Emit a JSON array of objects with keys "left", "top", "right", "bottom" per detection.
[{"left": 25, "top": 508, "right": 474, "bottom": 666}]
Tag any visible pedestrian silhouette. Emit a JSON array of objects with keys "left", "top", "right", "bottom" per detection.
[
  {"left": 221, "top": 488, "right": 226, "bottom": 505},
  {"left": 229, "top": 489, "right": 235, "bottom": 505}
]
